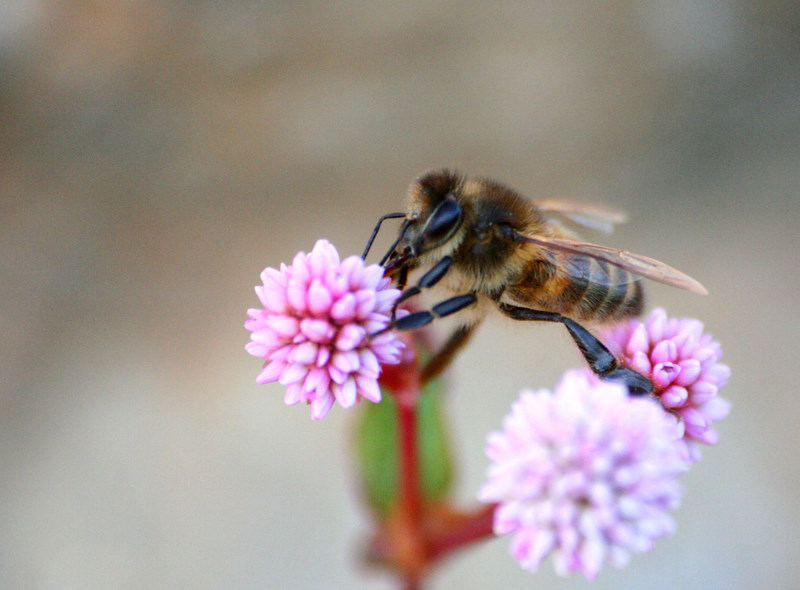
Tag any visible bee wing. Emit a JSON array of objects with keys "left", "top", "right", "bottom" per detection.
[
  {"left": 519, "top": 234, "right": 708, "bottom": 295},
  {"left": 535, "top": 200, "right": 628, "bottom": 234}
]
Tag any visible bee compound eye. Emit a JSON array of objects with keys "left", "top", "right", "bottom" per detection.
[{"left": 425, "top": 198, "right": 462, "bottom": 243}]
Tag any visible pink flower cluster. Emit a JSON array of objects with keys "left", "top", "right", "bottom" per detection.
[
  {"left": 245, "top": 239, "right": 405, "bottom": 420},
  {"left": 479, "top": 370, "right": 687, "bottom": 580},
  {"left": 601, "top": 308, "right": 730, "bottom": 460}
]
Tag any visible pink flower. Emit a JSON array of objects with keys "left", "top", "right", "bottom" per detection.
[
  {"left": 479, "top": 370, "right": 687, "bottom": 580},
  {"left": 245, "top": 239, "right": 405, "bottom": 420},
  {"left": 601, "top": 308, "right": 731, "bottom": 461}
]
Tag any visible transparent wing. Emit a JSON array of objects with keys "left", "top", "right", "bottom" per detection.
[
  {"left": 520, "top": 233, "right": 708, "bottom": 295},
  {"left": 535, "top": 199, "right": 628, "bottom": 235},
  {"left": 552, "top": 250, "right": 639, "bottom": 289}
]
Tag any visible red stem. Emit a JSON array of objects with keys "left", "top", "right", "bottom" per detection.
[
  {"left": 381, "top": 340, "right": 497, "bottom": 588},
  {"left": 427, "top": 504, "right": 497, "bottom": 562},
  {"left": 397, "top": 392, "right": 421, "bottom": 521},
  {"left": 392, "top": 371, "right": 426, "bottom": 590}
]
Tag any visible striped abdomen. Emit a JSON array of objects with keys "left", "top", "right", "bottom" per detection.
[{"left": 505, "top": 255, "right": 644, "bottom": 323}]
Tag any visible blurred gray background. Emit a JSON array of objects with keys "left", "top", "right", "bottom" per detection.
[{"left": 1, "top": 2, "right": 798, "bottom": 589}]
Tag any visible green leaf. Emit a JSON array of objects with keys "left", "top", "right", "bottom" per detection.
[{"left": 354, "top": 377, "right": 454, "bottom": 518}]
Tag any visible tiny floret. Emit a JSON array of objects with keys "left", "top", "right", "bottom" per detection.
[
  {"left": 601, "top": 308, "right": 731, "bottom": 461},
  {"left": 479, "top": 370, "right": 687, "bottom": 580},
  {"left": 245, "top": 239, "right": 404, "bottom": 419}
]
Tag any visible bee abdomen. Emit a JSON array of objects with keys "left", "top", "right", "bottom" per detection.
[
  {"left": 565, "top": 259, "right": 643, "bottom": 322},
  {"left": 507, "top": 257, "right": 644, "bottom": 323},
  {"left": 574, "top": 260, "right": 644, "bottom": 322}
]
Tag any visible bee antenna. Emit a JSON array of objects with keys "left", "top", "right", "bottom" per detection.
[
  {"left": 361, "top": 212, "right": 406, "bottom": 260},
  {"left": 379, "top": 219, "right": 411, "bottom": 266}
]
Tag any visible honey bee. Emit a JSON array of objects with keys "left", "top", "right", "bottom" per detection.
[{"left": 362, "top": 170, "right": 707, "bottom": 394}]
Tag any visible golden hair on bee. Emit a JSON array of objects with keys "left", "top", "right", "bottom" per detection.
[{"left": 362, "top": 169, "right": 706, "bottom": 393}]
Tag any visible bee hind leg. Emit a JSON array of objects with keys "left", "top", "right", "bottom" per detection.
[
  {"left": 497, "top": 303, "right": 653, "bottom": 395},
  {"left": 420, "top": 324, "right": 476, "bottom": 384}
]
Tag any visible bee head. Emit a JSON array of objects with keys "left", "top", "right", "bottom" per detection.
[{"left": 401, "top": 169, "right": 465, "bottom": 257}]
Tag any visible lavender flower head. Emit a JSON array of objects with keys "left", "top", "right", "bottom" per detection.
[
  {"left": 245, "top": 239, "right": 404, "bottom": 420},
  {"left": 601, "top": 308, "right": 731, "bottom": 461},
  {"left": 479, "top": 370, "right": 688, "bottom": 580}
]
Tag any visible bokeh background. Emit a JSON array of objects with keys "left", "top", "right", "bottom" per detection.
[{"left": 2, "top": 2, "right": 798, "bottom": 589}]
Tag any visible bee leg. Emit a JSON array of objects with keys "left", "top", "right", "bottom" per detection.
[
  {"left": 387, "top": 256, "right": 453, "bottom": 323},
  {"left": 496, "top": 303, "right": 653, "bottom": 395},
  {"left": 380, "top": 256, "right": 475, "bottom": 380},
  {"left": 561, "top": 319, "right": 653, "bottom": 395},
  {"left": 420, "top": 324, "right": 476, "bottom": 383},
  {"left": 396, "top": 256, "right": 454, "bottom": 305},
  {"left": 392, "top": 294, "right": 477, "bottom": 331}
]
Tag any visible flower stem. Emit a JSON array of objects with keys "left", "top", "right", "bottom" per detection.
[
  {"left": 403, "top": 576, "right": 422, "bottom": 590},
  {"left": 397, "top": 390, "right": 422, "bottom": 522},
  {"left": 393, "top": 375, "right": 427, "bottom": 588},
  {"left": 376, "top": 332, "right": 499, "bottom": 588},
  {"left": 427, "top": 504, "right": 496, "bottom": 561}
]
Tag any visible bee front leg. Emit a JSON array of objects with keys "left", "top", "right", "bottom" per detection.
[
  {"left": 395, "top": 256, "right": 454, "bottom": 305},
  {"left": 391, "top": 294, "right": 478, "bottom": 331},
  {"left": 496, "top": 303, "right": 653, "bottom": 395},
  {"left": 372, "top": 256, "right": 475, "bottom": 331},
  {"left": 386, "top": 255, "right": 455, "bottom": 324},
  {"left": 371, "top": 293, "right": 478, "bottom": 383},
  {"left": 374, "top": 256, "right": 479, "bottom": 380}
]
